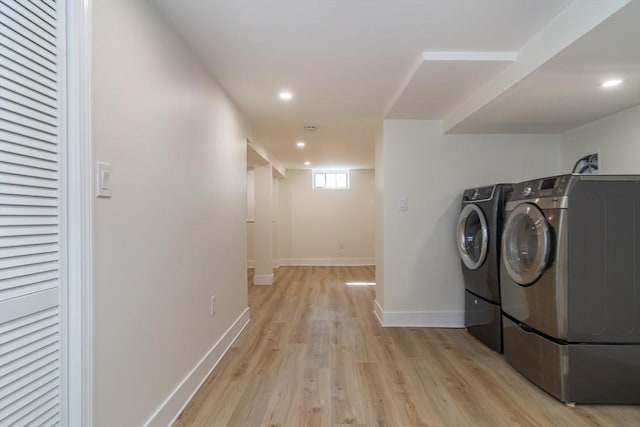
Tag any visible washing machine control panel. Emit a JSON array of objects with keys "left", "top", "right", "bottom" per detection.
[
  {"left": 463, "top": 185, "right": 495, "bottom": 202},
  {"left": 512, "top": 175, "right": 572, "bottom": 201}
]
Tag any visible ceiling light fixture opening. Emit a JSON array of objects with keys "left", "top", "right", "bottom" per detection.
[
  {"left": 304, "top": 161, "right": 311, "bottom": 166},
  {"left": 601, "top": 79, "right": 623, "bottom": 88},
  {"left": 296, "top": 141, "right": 305, "bottom": 148},
  {"left": 279, "top": 90, "right": 293, "bottom": 100}
]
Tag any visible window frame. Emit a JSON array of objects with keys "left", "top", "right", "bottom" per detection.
[{"left": 312, "top": 169, "right": 350, "bottom": 190}]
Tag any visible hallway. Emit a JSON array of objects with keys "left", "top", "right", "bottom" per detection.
[{"left": 173, "top": 267, "right": 640, "bottom": 426}]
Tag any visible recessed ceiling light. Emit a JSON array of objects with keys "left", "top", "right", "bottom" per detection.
[
  {"left": 296, "top": 141, "right": 305, "bottom": 148},
  {"left": 279, "top": 91, "right": 293, "bottom": 100},
  {"left": 601, "top": 79, "right": 623, "bottom": 88},
  {"left": 304, "top": 161, "right": 311, "bottom": 166}
]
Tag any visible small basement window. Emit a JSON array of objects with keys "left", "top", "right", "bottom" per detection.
[{"left": 313, "top": 170, "right": 350, "bottom": 189}]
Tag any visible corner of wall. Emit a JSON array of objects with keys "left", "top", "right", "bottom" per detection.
[
  {"left": 143, "top": 309, "right": 250, "bottom": 427},
  {"left": 374, "top": 123, "right": 385, "bottom": 307}
]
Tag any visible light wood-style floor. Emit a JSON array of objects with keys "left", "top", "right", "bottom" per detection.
[{"left": 174, "top": 266, "right": 640, "bottom": 426}]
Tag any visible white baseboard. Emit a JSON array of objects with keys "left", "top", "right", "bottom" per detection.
[
  {"left": 247, "top": 260, "right": 280, "bottom": 269},
  {"left": 143, "top": 307, "right": 250, "bottom": 427},
  {"left": 374, "top": 305, "right": 463, "bottom": 328},
  {"left": 278, "top": 257, "right": 375, "bottom": 266},
  {"left": 247, "top": 258, "right": 374, "bottom": 267},
  {"left": 253, "top": 273, "right": 273, "bottom": 285}
]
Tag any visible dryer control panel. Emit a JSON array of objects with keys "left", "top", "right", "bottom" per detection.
[{"left": 511, "top": 175, "right": 573, "bottom": 201}]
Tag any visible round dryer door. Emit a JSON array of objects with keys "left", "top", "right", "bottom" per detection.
[
  {"left": 457, "top": 204, "right": 488, "bottom": 270},
  {"left": 502, "top": 203, "right": 551, "bottom": 286}
]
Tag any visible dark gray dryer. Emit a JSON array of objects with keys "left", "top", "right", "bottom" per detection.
[
  {"left": 500, "top": 174, "right": 640, "bottom": 404},
  {"left": 457, "top": 184, "right": 511, "bottom": 353}
]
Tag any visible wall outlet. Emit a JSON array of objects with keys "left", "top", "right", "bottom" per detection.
[
  {"left": 210, "top": 295, "right": 216, "bottom": 317},
  {"left": 399, "top": 197, "right": 408, "bottom": 211}
]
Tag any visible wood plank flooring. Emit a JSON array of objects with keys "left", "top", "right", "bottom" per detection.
[{"left": 173, "top": 266, "right": 640, "bottom": 426}]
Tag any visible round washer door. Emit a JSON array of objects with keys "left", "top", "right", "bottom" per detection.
[
  {"left": 457, "top": 204, "right": 488, "bottom": 270},
  {"left": 501, "top": 203, "right": 551, "bottom": 286}
]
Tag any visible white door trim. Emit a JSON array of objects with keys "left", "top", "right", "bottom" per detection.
[{"left": 66, "top": 1, "right": 94, "bottom": 425}]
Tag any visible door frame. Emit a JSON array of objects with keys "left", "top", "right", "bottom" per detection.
[{"left": 65, "top": 0, "right": 94, "bottom": 425}]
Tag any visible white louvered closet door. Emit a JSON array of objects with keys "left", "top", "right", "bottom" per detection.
[{"left": 0, "top": 0, "right": 65, "bottom": 425}]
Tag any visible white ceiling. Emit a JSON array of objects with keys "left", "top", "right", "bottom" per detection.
[
  {"left": 447, "top": 0, "right": 640, "bottom": 133},
  {"left": 386, "top": 52, "right": 516, "bottom": 120},
  {"left": 154, "top": 0, "right": 639, "bottom": 170}
]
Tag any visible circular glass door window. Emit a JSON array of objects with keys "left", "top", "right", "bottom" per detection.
[
  {"left": 502, "top": 203, "right": 551, "bottom": 286},
  {"left": 457, "top": 204, "right": 488, "bottom": 270}
]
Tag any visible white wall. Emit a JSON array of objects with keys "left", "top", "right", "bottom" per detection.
[
  {"left": 273, "top": 176, "right": 280, "bottom": 262},
  {"left": 561, "top": 105, "right": 640, "bottom": 174},
  {"left": 247, "top": 169, "right": 256, "bottom": 260},
  {"left": 374, "top": 125, "right": 385, "bottom": 307},
  {"left": 93, "top": 1, "right": 249, "bottom": 425},
  {"left": 246, "top": 172, "right": 281, "bottom": 267},
  {"left": 252, "top": 164, "right": 274, "bottom": 283},
  {"left": 246, "top": 169, "right": 255, "bottom": 220},
  {"left": 246, "top": 169, "right": 255, "bottom": 262},
  {"left": 276, "top": 169, "right": 375, "bottom": 264},
  {"left": 379, "top": 120, "right": 561, "bottom": 326}
]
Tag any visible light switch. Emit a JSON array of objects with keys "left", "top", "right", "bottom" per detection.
[
  {"left": 96, "top": 162, "right": 112, "bottom": 198},
  {"left": 399, "top": 197, "right": 408, "bottom": 211}
]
